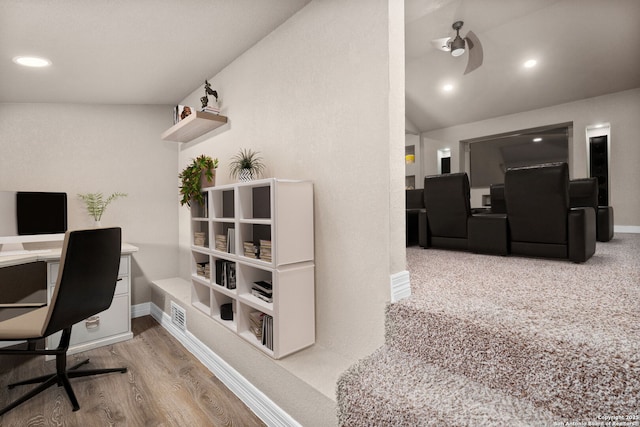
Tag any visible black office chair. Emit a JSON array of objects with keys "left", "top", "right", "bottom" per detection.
[{"left": 0, "top": 227, "right": 127, "bottom": 415}]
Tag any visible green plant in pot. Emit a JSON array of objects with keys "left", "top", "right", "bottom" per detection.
[
  {"left": 229, "top": 148, "right": 265, "bottom": 182},
  {"left": 179, "top": 154, "right": 219, "bottom": 207}
]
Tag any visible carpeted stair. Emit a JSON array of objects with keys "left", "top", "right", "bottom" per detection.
[{"left": 337, "top": 234, "right": 640, "bottom": 426}]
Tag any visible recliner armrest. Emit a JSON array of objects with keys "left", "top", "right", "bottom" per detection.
[
  {"left": 597, "top": 206, "right": 614, "bottom": 242},
  {"left": 568, "top": 207, "right": 596, "bottom": 263},
  {"left": 418, "top": 209, "right": 429, "bottom": 248}
]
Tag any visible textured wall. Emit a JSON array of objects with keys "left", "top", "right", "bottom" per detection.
[{"left": 0, "top": 103, "right": 179, "bottom": 303}]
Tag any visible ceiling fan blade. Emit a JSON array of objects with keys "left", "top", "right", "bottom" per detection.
[
  {"left": 431, "top": 37, "right": 451, "bottom": 52},
  {"left": 463, "top": 30, "right": 483, "bottom": 74}
]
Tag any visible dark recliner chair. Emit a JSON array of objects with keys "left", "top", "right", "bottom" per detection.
[
  {"left": 422, "top": 173, "right": 472, "bottom": 250},
  {"left": 569, "top": 178, "right": 614, "bottom": 242},
  {"left": 406, "top": 189, "right": 424, "bottom": 246},
  {"left": 489, "top": 183, "right": 506, "bottom": 214},
  {"left": 504, "top": 163, "right": 596, "bottom": 263}
]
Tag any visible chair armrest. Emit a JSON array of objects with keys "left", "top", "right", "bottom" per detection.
[
  {"left": 568, "top": 207, "right": 596, "bottom": 263},
  {"left": 418, "top": 209, "right": 430, "bottom": 248},
  {"left": 0, "top": 303, "right": 47, "bottom": 308}
]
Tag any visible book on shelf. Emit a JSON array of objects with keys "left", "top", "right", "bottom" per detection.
[
  {"left": 201, "top": 106, "right": 220, "bottom": 115},
  {"left": 214, "top": 259, "right": 236, "bottom": 289},
  {"left": 215, "top": 234, "right": 227, "bottom": 252},
  {"left": 251, "top": 288, "right": 273, "bottom": 303},
  {"left": 258, "top": 239, "right": 272, "bottom": 261},
  {"left": 243, "top": 241, "right": 258, "bottom": 258},
  {"left": 252, "top": 280, "right": 272, "bottom": 294},
  {"left": 262, "top": 314, "right": 274, "bottom": 350},
  {"left": 251, "top": 280, "right": 273, "bottom": 303},
  {"left": 194, "top": 231, "right": 206, "bottom": 247},
  {"left": 196, "top": 261, "right": 210, "bottom": 279},
  {"left": 227, "top": 228, "right": 235, "bottom": 254},
  {"left": 249, "top": 311, "right": 264, "bottom": 340}
]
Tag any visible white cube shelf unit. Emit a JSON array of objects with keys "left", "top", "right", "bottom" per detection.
[{"left": 190, "top": 178, "right": 315, "bottom": 359}]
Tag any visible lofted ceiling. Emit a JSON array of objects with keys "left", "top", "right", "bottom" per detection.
[
  {"left": 405, "top": 0, "right": 640, "bottom": 132},
  {"left": 1, "top": 0, "right": 639, "bottom": 134}
]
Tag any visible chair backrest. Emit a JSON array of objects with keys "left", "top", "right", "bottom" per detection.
[
  {"left": 405, "top": 189, "right": 424, "bottom": 210},
  {"left": 42, "top": 227, "right": 122, "bottom": 337},
  {"left": 569, "top": 178, "right": 599, "bottom": 210},
  {"left": 505, "top": 162, "right": 569, "bottom": 244},
  {"left": 423, "top": 172, "right": 471, "bottom": 238},
  {"left": 489, "top": 183, "right": 506, "bottom": 213}
]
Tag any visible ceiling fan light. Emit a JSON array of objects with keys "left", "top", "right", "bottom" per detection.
[{"left": 450, "top": 36, "right": 465, "bottom": 57}]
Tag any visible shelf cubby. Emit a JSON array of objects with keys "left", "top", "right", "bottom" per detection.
[
  {"left": 191, "top": 280, "right": 212, "bottom": 316},
  {"left": 238, "top": 184, "right": 271, "bottom": 220},
  {"left": 189, "top": 178, "right": 314, "bottom": 359},
  {"left": 211, "top": 290, "right": 237, "bottom": 332},
  {"left": 190, "top": 194, "right": 209, "bottom": 219},
  {"left": 191, "top": 220, "right": 209, "bottom": 248}
]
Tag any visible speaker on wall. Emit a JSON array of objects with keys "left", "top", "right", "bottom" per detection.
[{"left": 589, "top": 135, "right": 608, "bottom": 206}]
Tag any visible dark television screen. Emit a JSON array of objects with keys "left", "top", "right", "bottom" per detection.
[{"left": 16, "top": 192, "right": 68, "bottom": 235}]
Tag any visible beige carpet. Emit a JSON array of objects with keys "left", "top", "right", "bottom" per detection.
[{"left": 337, "top": 233, "right": 640, "bottom": 426}]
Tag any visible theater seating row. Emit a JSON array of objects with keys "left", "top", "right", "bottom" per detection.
[{"left": 411, "top": 162, "right": 610, "bottom": 263}]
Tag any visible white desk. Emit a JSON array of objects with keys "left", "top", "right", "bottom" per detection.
[{"left": 0, "top": 243, "right": 138, "bottom": 356}]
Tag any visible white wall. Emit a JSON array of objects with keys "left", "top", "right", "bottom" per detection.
[
  {"left": 177, "top": 0, "right": 404, "bottom": 362},
  {"left": 0, "top": 103, "right": 179, "bottom": 303},
  {"left": 421, "top": 88, "right": 640, "bottom": 226}
]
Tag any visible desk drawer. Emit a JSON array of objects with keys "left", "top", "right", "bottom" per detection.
[
  {"left": 48, "top": 256, "right": 128, "bottom": 285},
  {"left": 47, "top": 294, "right": 129, "bottom": 348}
]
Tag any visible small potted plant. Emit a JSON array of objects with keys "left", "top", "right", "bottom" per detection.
[
  {"left": 179, "top": 154, "right": 219, "bottom": 207},
  {"left": 229, "top": 148, "right": 265, "bottom": 182},
  {"left": 78, "top": 192, "right": 127, "bottom": 226}
]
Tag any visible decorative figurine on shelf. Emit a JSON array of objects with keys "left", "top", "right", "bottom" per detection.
[{"left": 200, "top": 80, "right": 220, "bottom": 114}]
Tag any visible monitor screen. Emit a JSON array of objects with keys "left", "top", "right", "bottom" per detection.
[{"left": 16, "top": 192, "right": 68, "bottom": 235}]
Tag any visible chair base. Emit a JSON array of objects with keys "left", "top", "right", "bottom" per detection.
[{"left": 0, "top": 328, "right": 127, "bottom": 416}]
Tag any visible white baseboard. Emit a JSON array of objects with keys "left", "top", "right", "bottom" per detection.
[
  {"left": 131, "top": 302, "right": 151, "bottom": 318},
  {"left": 390, "top": 270, "right": 411, "bottom": 302},
  {"left": 148, "top": 303, "right": 300, "bottom": 427},
  {"left": 615, "top": 225, "right": 640, "bottom": 234}
]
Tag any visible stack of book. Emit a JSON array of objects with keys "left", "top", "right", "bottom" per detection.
[
  {"left": 215, "top": 260, "right": 236, "bottom": 289},
  {"left": 251, "top": 280, "right": 273, "bottom": 303},
  {"left": 202, "top": 105, "right": 220, "bottom": 115},
  {"left": 262, "top": 314, "right": 273, "bottom": 350},
  {"left": 196, "top": 261, "right": 210, "bottom": 279},
  {"left": 194, "top": 232, "right": 206, "bottom": 247},
  {"left": 243, "top": 241, "right": 257, "bottom": 258},
  {"left": 249, "top": 311, "right": 264, "bottom": 341},
  {"left": 259, "top": 240, "right": 272, "bottom": 262},
  {"left": 215, "top": 234, "right": 227, "bottom": 252}
]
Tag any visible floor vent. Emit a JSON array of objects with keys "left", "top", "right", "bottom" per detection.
[{"left": 170, "top": 301, "right": 186, "bottom": 331}]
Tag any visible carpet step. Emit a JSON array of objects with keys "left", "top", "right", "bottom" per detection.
[
  {"left": 336, "top": 345, "right": 558, "bottom": 427},
  {"left": 385, "top": 302, "right": 640, "bottom": 419}
]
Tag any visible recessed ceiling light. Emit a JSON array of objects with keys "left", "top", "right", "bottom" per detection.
[
  {"left": 523, "top": 59, "right": 537, "bottom": 68},
  {"left": 442, "top": 84, "right": 454, "bottom": 92},
  {"left": 12, "top": 56, "right": 51, "bottom": 67},
  {"left": 533, "top": 137, "right": 542, "bottom": 142}
]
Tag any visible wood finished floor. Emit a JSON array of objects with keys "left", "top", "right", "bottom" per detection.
[{"left": 0, "top": 316, "right": 266, "bottom": 426}]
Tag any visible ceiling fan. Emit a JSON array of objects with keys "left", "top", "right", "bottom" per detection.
[{"left": 432, "top": 21, "right": 483, "bottom": 75}]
